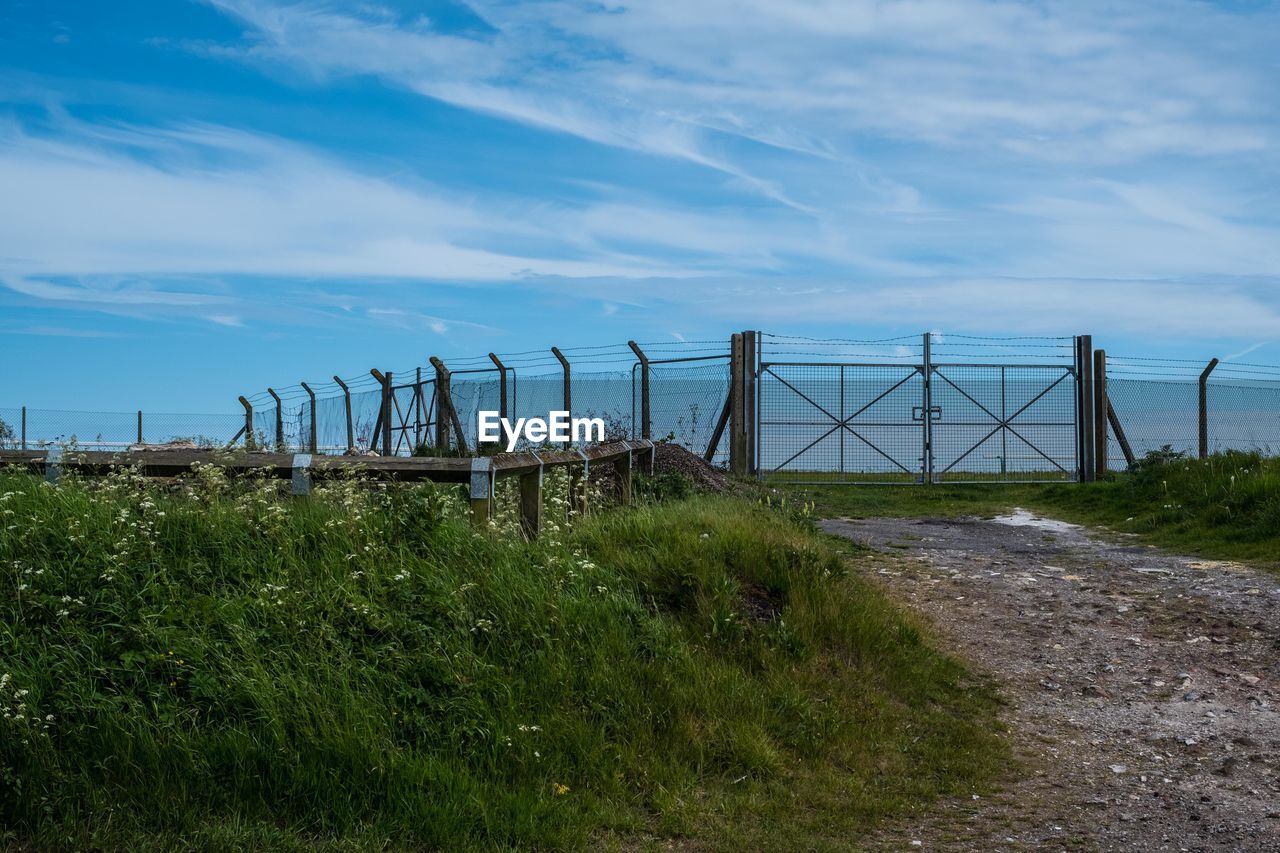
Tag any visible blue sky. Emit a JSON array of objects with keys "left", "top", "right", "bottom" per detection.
[{"left": 1, "top": 0, "right": 1278, "bottom": 411}]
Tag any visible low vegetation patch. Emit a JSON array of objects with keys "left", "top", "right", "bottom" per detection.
[{"left": 1, "top": 463, "right": 1003, "bottom": 849}]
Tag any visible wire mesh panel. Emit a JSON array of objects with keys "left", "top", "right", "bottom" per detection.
[
  {"left": 929, "top": 365, "right": 1077, "bottom": 482},
  {"left": 1208, "top": 380, "right": 1280, "bottom": 453},
  {"left": 646, "top": 359, "right": 731, "bottom": 463},
  {"left": 1105, "top": 376, "right": 1198, "bottom": 462},
  {"left": 760, "top": 363, "right": 925, "bottom": 483}
]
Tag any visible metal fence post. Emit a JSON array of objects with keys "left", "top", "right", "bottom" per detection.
[
  {"left": 238, "top": 396, "right": 254, "bottom": 449},
  {"left": 1074, "top": 335, "right": 1095, "bottom": 482},
  {"left": 1093, "top": 349, "right": 1108, "bottom": 479},
  {"left": 488, "top": 353, "right": 508, "bottom": 422},
  {"left": 136, "top": 410, "right": 143, "bottom": 446},
  {"left": 267, "top": 387, "right": 285, "bottom": 451},
  {"left": 333, "top": 376, "right": 354, "bottom": 453},
  {"left": 551, "top": 347, "right": 571, "bottom": 447},
  {"left": 922, "top": 331, "right": 934, "bottom": 484},
  {"left": 627, "top": 341, "right": 651, "bottom": 440},
  {"left": 1199, "top": 357, "right": 1219, "bottom": 459},
  {"left": 729, "top": 333, "right": 746, "bottom": 475},
  {"left": 21, "top": 406, "right": 26, "bottom": 450},
  {"left": 741, "top": 330, "right": 758, "bottom": 475},
  {"left": 300, "top": 382, "right": 318, "bottom": 454},
  {"left": 430, "top": 357, "right": 467, "bottom": 454}
]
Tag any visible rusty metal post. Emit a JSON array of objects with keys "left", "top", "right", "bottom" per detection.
[
  {"left": 628, "top": 341, "right": 651, "bottom": 440},
  {"left": 1199, "top": 357, "right": 1219, "bottom": 459},
  {"left": 333, "top": 376, "right": 354, "bottom": 453},
  {"left": 551, "top": 347, "right": 571, "bottom": 446},
  {"left": 238, "top": 396, "right": 254, "bottom": 449},
  {"left": 300, "top": 382, "right": 318, "bottom": 453},
  {"left": 267, "top": 387, "right": 285, "bottom": 451},
  {"left": 488, "top": 353, "right": 508, "bottom": 422}
]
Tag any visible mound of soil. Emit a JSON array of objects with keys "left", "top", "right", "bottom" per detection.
[{"left": 651, "top": 442, "right": 735, "bottom": 494}]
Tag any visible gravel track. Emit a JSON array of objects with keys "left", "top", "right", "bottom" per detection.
[{"left": 820, "top": 511, "right": 1280, "bottom": 852}]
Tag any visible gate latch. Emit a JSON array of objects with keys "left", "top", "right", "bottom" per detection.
[{"left": 912, "top": 406, "right": 942, "bottom": 422}]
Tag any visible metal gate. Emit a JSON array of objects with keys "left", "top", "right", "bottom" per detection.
[{"left": 758, "top": 341, "right": 1079, "bottom": 484}]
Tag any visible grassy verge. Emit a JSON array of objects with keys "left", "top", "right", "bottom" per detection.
[
  {"left": 0, "top": 465, "right": 1004, "bottom": 850},
  {"left": 783, "top": 450, "right": 1280, "bottom": 567}
]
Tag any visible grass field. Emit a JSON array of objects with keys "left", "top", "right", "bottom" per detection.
[
  {"left": 0, "top": 464, "right": 1004, "bottom": 850},
  {"left": 784, "top": 449, "right": 1280, "bottom": 567}
]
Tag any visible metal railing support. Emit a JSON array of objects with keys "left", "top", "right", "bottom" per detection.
[
  {"left": 1199, "top": 357, "right": 1219, "bottom": 459},
  {"left": 333, "top": 376, "right": 354, "bottom": 453},
  {"left": 628, "top": 340, "right": 651, "bottom": 440},
  {"left": 267, "top": 387, "right": 285, "bottom": 451},
  {"left": 300, "top": 382, "right": 318, "bottom": 454},
  {"left": 1093, "top": 349, "right": 1108, "bottom": 479},
  {"left": 551, "top": 346, "right": 571, "bottom": 447},
  {"left": 238, "top": 396, "right": 254, "bottom": 449}
]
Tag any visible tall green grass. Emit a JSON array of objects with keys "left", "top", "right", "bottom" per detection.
[{"left": 0, "top": 464, "right": 1003, "bottom": 849}]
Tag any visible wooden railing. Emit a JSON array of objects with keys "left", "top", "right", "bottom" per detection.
[{"left": 0, "top": 440, "right": 655, "bottom": 540}]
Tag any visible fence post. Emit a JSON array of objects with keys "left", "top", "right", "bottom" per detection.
[
  {"left": 1075, "top": 335, "right": 1095, "bottom": 482},
  {"left": 1199, "top": 357, "right": 1219, "bottom": 459},
  {"left": 300, "top": 382, "right": 318, "bottom": 454},
  {"left": 488, "top": 353, "right": 508, "bottom": 422},
  {"left": 614, "top": 447, "right": 633, "bottom": 504},
  {"left": 333, "top": 376, "right": 354, "bottom": 453},
  {"left": 238, "top": 396, "right": 254, "bottom": 449},
  {"left": 430, "top": 357, "right": 468, "bottom": 454},
  {"left": 551, "top": 346, "right": 571, "bottom": 447},
  {"left": 470, "top": 458, "right": 493, "bottom": 528},
  {"left": 729, "top": 333, "right": 746, "bottom": 475},
  {"left": 1093, "top": 349, "right": 1108, "bottom": 479},
  {"left": 628, "top": 341, "right": 651, "bottom": 440},
  {"left": 136, "top": 410, "right": 143, "bottom": 446},
  {"left": 267, "top": 388, "right": 285, "bottom": 451},
  {"left": 21, "top": 406, "right": 26, "bottom": 450},
  {"left": 742, "top": 330, "right": 757, "bottom": 475},
  {"left": 519, "top": 461, "right": 543, "bottom": 539},
  {"left": 369, "top": 370, "right": 393, "bottom": 456}
]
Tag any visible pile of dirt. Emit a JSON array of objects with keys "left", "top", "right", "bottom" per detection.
[{"left": 651, "top": 442, "right": 735, "bottom": 494}]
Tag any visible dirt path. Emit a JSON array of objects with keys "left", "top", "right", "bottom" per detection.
[{"left": 820, "top": 511, "right": 1280, "bottom": 852}]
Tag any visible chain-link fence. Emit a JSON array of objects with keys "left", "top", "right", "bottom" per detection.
[
  {"left": 0, "top": 406, "right": 244, "bottom": 450},
  {"left": 1105, "top": 357, "right": 1280, "bottom": 465}
]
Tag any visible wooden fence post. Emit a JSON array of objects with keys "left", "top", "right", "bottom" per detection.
[
  {"left": 470, "top": 458, "right": 493, "bottom": 528},
  {"left": 551, "top": 347, "right": 571, "bottom": 447},
  {"left": 1093, "top": 349, "right": 1108, "bottom": 479},
  {"left": 569, "top": 452, "right": 588, "bottom": 517},
  {"left": 729, "top": 333, "right": 746, "bottom": 475},
  {"left": 628, "top": 341, "right": 651, "bottom": 440},
  {"left": 1199, "top": 357, "right": 1219, "bottom": 459},
  {"left": 333, "top": 376, "right": 354, "bottom": 453},
  {"left": 300, "top": 382, "right": 318, "bottom": 453},
  {"left": 267, "top": 387, "right": 285, "bottom": 451},
  {"left": 238, "top": 396, "right": 254, "bottom": 449},
  {"left": 519, "top": 462, "right": 542, "bottom": 539},
  {"left": 136, "top": 410, "right": 143, "bottom": 445},
  {"left": 430, "top": 357, "right": 468, "bottom": 454},
  {"left": 488, "top": 353, "right": 508, "bottom": 421},
  {"left": 614, "top": 448, "right": 633, "bottom": 504}
]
